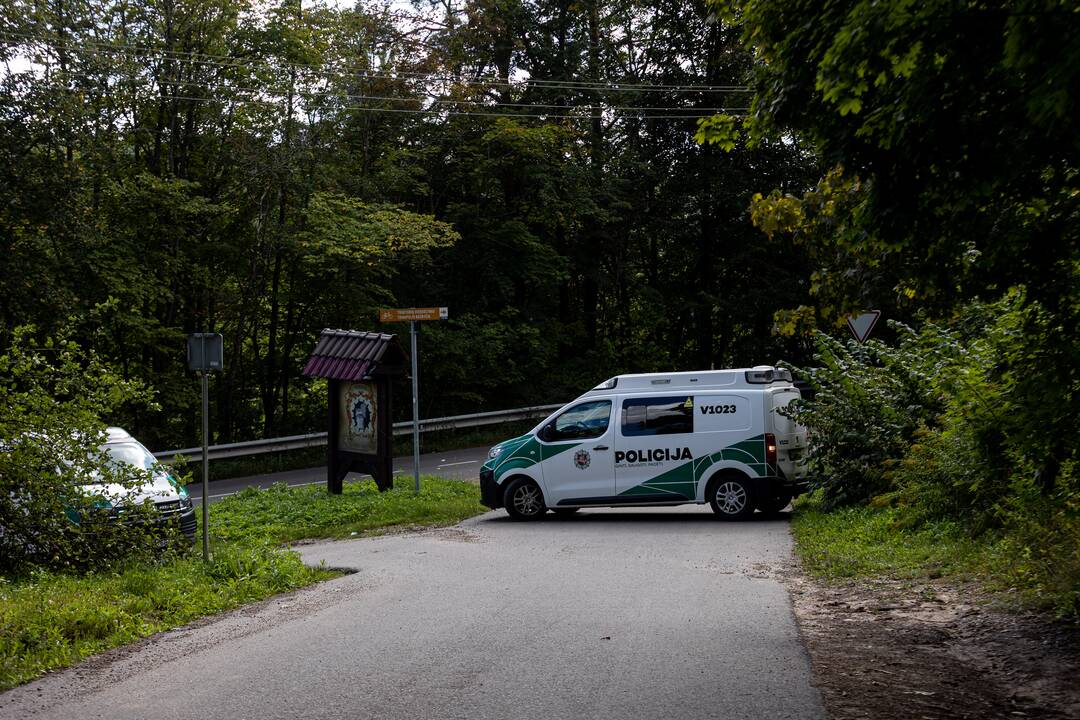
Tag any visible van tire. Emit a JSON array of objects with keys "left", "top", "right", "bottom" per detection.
[
  {"left": 756, "top": 492, "right": 793, "bottom": 515},
  {"left": 503, "top": 477, "right": 546, "bottom": 521},
  {"left": 707, "top": 473, "right": 755, "bottom": 520}
]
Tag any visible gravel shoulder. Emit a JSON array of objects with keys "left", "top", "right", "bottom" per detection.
[{"left": 785, "top": 573, "right": 1080, "bottom": 720}]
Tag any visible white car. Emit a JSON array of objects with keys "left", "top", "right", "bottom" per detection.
[{"left": 93, "top": 427, "right": 196, "bottom": 540}]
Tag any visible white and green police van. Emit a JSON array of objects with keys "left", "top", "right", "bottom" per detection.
[{"left": 480, "top": 366, "right": 808, "bottom": 520}]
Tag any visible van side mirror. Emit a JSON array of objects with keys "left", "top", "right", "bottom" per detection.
[{"left": 539, "top": 423, "right": 554, "bottom": 442}]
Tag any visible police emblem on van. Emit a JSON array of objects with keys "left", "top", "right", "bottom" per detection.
[{"left": 574, "top": 449, "right": 591, "bottom": 470}]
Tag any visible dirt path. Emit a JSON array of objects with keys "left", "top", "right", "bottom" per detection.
[{"left": 786, "top": 574, "right": 1080, "bottom": 719}]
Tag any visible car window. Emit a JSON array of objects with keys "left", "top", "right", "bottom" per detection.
[
  {"left": 548, "top": 401, "right": 611, "bottom": 441},
  {"left": 621, "top": 396, "right": 694, "bottom": 436}
]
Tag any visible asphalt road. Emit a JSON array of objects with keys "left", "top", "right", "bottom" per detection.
[
  {"left": 185, "top": 445, "right": 490, "bottom": 502},
  {"left": 2, "top": 507, "right": 825, "bottom": 720}
]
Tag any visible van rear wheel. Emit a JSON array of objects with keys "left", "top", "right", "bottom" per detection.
[
  {"left": 708, "top": 474, "right": 755, "bottom": 520},
  {"left": 504, "top": 478, "right": 546, "bottom": 521}
]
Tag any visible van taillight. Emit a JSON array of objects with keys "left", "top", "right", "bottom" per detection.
[{"left": 765, "top": 433, "right": 777, "bottom": 466}]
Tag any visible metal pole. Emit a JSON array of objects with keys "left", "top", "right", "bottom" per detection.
[
  {"left": 201, "top": 371, "right": 210, "bottom": 561},
  {"left": 411, "top": 320, "right": 421, "bottom": 494}
]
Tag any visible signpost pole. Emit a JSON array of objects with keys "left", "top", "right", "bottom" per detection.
[
  {"left": 200, "top": 370, "right": 210, "bottom": 562},
  {"left": 410, "top": 320, "right": 421, "bottom": 494}
]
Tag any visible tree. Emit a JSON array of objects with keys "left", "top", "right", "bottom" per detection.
[{"left": 716, "top": 0, "right": 1079, "bottom": 488}]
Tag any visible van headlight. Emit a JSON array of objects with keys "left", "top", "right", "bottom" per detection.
[{"left": 488, "top": 446, "right": 504, "bottom": 460}]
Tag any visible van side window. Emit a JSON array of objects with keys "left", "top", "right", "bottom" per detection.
[
  {"left": 547, "top": 400, "right": 612, "bottom": 441},
  {"left": 621, "top": 396, "right": 694, "bottom": 436}
]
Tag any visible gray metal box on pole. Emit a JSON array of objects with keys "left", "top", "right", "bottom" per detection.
[
  {"left": 188, "top": 333, "right": 224, "bottom": 372},
  {"left": 187, "top": 333, "right": 223, "bottom": 562}
]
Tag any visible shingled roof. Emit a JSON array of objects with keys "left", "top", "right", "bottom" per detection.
[{"left": 302, "top": 329, "right": 407, "bottom": 381}]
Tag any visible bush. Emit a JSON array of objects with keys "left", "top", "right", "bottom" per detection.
[
  {"left": 0, "top": 325, "right": 169, "bottom": 576},
  {"left": 786, "top": 328, "right": 942, "bottom": 507},
  {"left": 790, "top": 291, "right": 1080, "bottom": 618}
]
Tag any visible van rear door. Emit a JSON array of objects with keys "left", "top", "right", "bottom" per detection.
[{"left": 768, "top": 388, "right": 807, "bottom": 478}]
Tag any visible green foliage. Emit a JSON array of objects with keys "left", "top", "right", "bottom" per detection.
[
  {"left": 694, "top": 114, "right": 742, "bottom": 151},
  {"left": 0, "top": 545, "right": 332, "bottom": 690},
  {"left": 793, "top": 487, "right": 1080, "bottom": 619},
  {"left": 210, "top": 477, "right": 486, "bottom": 545},
  {"left": 0, "top": 325, "right": 177, "bottom": 576},
  {"left": 786, "top": 326, "right": 939, "bottom": 507},
  {"left": 726, "top": 0, "right": 1080, "bottom": 369},
  {"left": 792, "top": 294, "right": 1080, "bottom": 617},
  {"left": 0, "top": 0, "right": 818, "bottom": 451},
  {"left": 984, "top": 479, "right": 1080, "bottom": 618},
  {"left": 791, "top": 493, "right": 979, "bottom": 580},
  {"left": 0, "top": 474, "right": 486, "bottom": 690}
]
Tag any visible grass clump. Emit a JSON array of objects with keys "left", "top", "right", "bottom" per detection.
[
  {"left": 211, "top": 476, "right": 487, "bottom": 544},
  {"left": 0, "top": 545, "right": 334, "bottom": 690},
  {"left": 791, "top": 492, "right": 981, "bottom": 581},
  {"left": 792, "top": 492, "right": 1080, "bottom": 620}
]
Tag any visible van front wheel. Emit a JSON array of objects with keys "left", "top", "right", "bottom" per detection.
[
  {"left": 708, "top": 475, "right": 755, "bottom": 520},
  {"left": 504, "top": 478, "right": 546, "bottom": 521}
]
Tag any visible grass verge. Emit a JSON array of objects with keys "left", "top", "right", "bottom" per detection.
[
  {"left": 791, "top": 496, "right": 981, "bottom": 580},
  {"left": 210, "top": 477, "right": 487, "bottom": 544},
  {"left": 0, "top": 475, "right": 486, "bottom": 691},
  {"left": 791, "top": 492, "right": 1080, "bottom": 619}
]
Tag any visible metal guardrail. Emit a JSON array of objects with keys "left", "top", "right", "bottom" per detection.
[{"left": 153, "top": 403, "right": 563, "bottom": 463}]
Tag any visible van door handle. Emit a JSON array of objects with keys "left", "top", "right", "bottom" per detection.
[{"left": 595, "top": 445, "right": 609, "bottom": 451}]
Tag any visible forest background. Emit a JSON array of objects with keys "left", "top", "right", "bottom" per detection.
[
  {"left": 0, "top": 0, "right": 818, "bottom": 449},
  {"left": 1, "top": 0, "right": 1078, "bottom": 613}
]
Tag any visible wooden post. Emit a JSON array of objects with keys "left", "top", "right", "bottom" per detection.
[{"left": 327, "top": 379, "right": 343, "bottom": 495}]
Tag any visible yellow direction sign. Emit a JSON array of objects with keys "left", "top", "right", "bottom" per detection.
[
  {"left": 379, "top": 307, "right": 449, "bottom": 323},
  {"left": 377, "top": 306, "right": 448, "bottom": 494}
]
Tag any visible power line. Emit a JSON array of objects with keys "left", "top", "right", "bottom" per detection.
[
  {"left": 35, "top": 84, "right": 738, "bottom": 120},
  {"left": 143, "top": 75, "right": 746, "bottom": 113},
  {"left": 0, "top": 31, "right": 752, "bottom": 94},
  {"left": 51, "top": 66, "right": 746, "bottom": 114}
]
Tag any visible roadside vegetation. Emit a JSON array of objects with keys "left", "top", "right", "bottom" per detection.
[
  {"left": 0, "top": 323, "right": 485, "bottom": 690},
  {"left": 786, "top": 311, "right": 1079, "bottom": 618},
  {"left": 0, "top": 544, "right": 334, "bottom": 691},
  {"left": 704, "top": 0, "right": 1079, "bottom": 620},
  {"left": 0, "top": 476, "right": 485, "bottom": 691},
  {"left": 211, "top": 478, "right": 486, "bottom": 545}
]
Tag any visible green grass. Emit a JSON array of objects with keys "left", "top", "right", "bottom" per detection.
[
  {"left": 791, "top": 494, "right": 982, "bottom": 580},
  {"left": 0, "top": 545, "right": 335, "bottom": 690},
  {"left": 791, "top": 492, "right": 1080, "bottom": 620},
  {"left": 0, "top": 475, "right": 486, "bottom": 690},
  {"left": 210, "top": 476, "right": 487, "bottom": 544}
]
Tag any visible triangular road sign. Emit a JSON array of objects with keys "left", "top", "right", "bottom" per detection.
[{"left": 847, "top": 311, "right": 881, "bottom": 344}]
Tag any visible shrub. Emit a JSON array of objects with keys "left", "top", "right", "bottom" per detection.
[
  {"left": 0, "top": 325, "right": 169, "bottom": 577},
  {"left": 785, "top": 328, "right": 941, "bottom": 507}
]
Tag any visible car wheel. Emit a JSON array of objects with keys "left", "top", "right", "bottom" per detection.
[
  {"left": 504, "top": 477, "right": 546, "bottom": 521},
  {"left": 708, "top": 474, "right": 755, "bottom": 520},
  {"left": 755, "top": 492, "right": 793, "bottom": 515}
]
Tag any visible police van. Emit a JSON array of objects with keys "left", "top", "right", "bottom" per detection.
[{"left": 479, "top": 366, "right": 808, "bottom": 520}]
